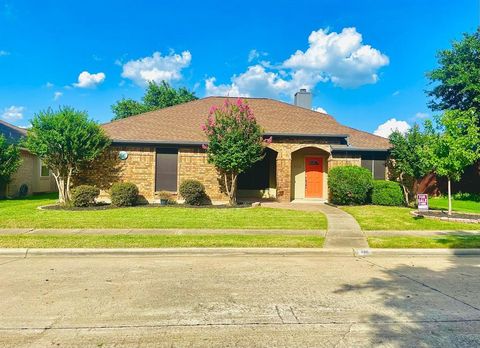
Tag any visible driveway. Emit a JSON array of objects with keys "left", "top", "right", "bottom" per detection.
[{"left": 0, "top": 254, "right": 479, "bottom": 347}]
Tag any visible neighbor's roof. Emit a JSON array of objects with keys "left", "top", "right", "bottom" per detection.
[
  {"left": 102, "top": 97, "right": 390, "bottom": 150},
  {"left": 0, "top": 119, "right": 27, "bottom": 143}
]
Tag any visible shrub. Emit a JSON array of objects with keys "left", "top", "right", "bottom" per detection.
[
  {"left": 179, "top": 180, "right": 206, "bottom": 205},
  {"left": 71, "top": 185, "right": 100, "bottom": 207},
  {"left": 110, "top": 182, "right": 139, "bottom": 207},
  {"left": 328, "top": 166, "right": 373, "bottom": 205},
  {"left": 371, "top": 180, "right": 405, "bottom": 206}
]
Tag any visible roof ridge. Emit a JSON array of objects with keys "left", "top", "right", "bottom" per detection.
[{"left": 0, "top": 119, "right": 27, "bottom": 135}]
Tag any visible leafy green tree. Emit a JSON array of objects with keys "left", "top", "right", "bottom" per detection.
[
  {"left": 423, "top": 109, "right": 480, "bottom": 215},
  {"left": 111, "top": 81, "right": 197, "bottom": 120},
  {"left": 427, "top": 30, "right": 480, "bottom": 114},
  {"left": 0, "top": 135, "right": 21, "bottom": 197},
  {"left": 24, "top": 107, "right": 111, "bottom": 205},
  {"left": 111, "top": 99, "right": 148, "bottom": 120},
  {"left": 388, "top": 125, "right": 431, "bottom": 205},
  {"left": 202, "top": 99, "right": 268, "bottom": 205}
]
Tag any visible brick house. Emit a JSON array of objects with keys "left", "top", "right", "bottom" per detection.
[
  {"left": 94, "top": 90, "right": 390, "bottom": 203},
  {"left": 0, "top": 120, "right": 57, "bottom": 197}
]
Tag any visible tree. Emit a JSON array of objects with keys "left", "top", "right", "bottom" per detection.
[
  {"left": 24, "top": 107, "right": 111, "bottom": 205},
  {"left": 388, "top": 125, "right": 431, "bottom": 205},
  {"left": 111, "top": 99, "right": 148, "bottom": 120},
  {"left": 202, "top": 99, "right": 268, "bottom": 205},
  {"left": 0, "top": 135, "right": 21, "bottom": 197},
  {"left": 423, "top": 109, "right": 480, "bottom": 215},
  {"left": 111, "top": 81, "right": 197, "bottom": 120},
  {"left": 427, "top": 30, "right": 480, "bottom": 114}
]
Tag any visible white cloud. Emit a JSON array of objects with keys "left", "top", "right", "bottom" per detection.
[
  {"left": 314, "top": 106, "right": 327, "bottom": 114},
  {"left": 53, "top": 91, "right": 63, "bottom": 101},
  {"left": 283, "top": 27, "right": 389, "bottom": 88},
  {"left": 206, "top": 27, "right": 388, "bottom": 98},
  {"left": 45, "top": 82, "right": 54, "bottom": 88},
  {"left": 392, "top": 90, "right": 400, "bottom": 96},
  {"left": 121, "top": 51, "right": 191, "bottom": 86},
  {"left": 1, "top": 105, "right": 24, "bottom": 121},
  {"left": 73, "top": 71, "right": 106, "bottom": 88},
  {"left": 248, "top": 49, "right": 268, "bottom": 63},
  {"left": 374, "top": 118, "right": 410, "bottom": 138},
  {"left": 415, "top": 112, "right": 429, "bottom": 119},
  {"left": 205, "top": 65, "right": 314, "bottom": 98},
  {"left": 0, "top": 50, "right": 10, "bottom": 56}
]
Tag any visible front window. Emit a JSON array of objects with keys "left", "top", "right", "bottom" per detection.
[
  {"left": 40, "top": 161, "right": 49, "bottom": 177},
  {"left": 361, "top": 156, "right": 386, "bottom": 180}
]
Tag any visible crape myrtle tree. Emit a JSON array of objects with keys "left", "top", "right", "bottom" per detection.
[
  {"left": 423, "top": 109, "right": 480, "bottom": 215},
  {"left": 387, "top": 125, "right": 431, "bottom": 205},
  {"left": 24, "top": 107, "right": 111, "bottom": 205},
  {"left": 111, "top": 81, "right": 197, "bottom": 120},
  {"left": 0, "top": 135, "right": 21, "bottom": 198},
  {"left": 201, "top": 99, "right": 270, "bottom": 205}
]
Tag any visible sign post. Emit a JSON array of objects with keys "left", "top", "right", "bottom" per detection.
[{"left": 417, "top": 194, "right": 429, "bottom": 211}]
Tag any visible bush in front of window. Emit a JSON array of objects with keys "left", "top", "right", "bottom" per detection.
[
  {"left": 71, "top": 185, "right": 100, "bottom": 207},
  {"left": 328, "top": 166, "right": 373, "bottom": 205},
  {"left": 110, "top": 182, "right": 139, "bottom": 207},
  {"left": 179, "top": 180, "right": 206, "bottom": 206},
  {"left": 371, "top": 180, "right": 405, "bottom": 206}
]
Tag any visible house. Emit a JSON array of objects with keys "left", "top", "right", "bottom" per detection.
[
  {"left": 94, "top": 90, "right": 390, "bottom": 203},
  {"left": 0, "top": 120, "right": 57, "bottom": 197}
]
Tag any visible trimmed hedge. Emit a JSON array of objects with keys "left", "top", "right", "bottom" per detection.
[
  {"left": 328, "top": 166, "right": 373, "bottom": 205},
  {"left": 71, "top": 185, "right": 100, "bottom": 207},
  {"left": 110, "top": 182, "right": 139, "bottom": 207},
  {"left": 371, "top": 180, "right": 405, "bottom": 206},
  {"left": 179, "top": 180, "right": 206, "bottom": 205}
]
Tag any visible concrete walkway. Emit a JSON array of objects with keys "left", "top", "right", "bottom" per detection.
[{"left": 262, "top": 202, "right": 369, "bottom": 249}]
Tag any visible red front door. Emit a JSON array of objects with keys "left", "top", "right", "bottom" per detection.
[{"left": 305, "top": 157, "right": 323, "bottom": 198}]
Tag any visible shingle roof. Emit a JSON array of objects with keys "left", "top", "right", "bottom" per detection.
[
  {"left": 102, "top": 97, "right": 390, "bottom": 150},
  {"left": 0, "top": 119, "right": 27, "bottom": 143}
]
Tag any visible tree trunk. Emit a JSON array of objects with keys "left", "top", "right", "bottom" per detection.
[
  {"left": 52, "top": 171, "right": 70, "bottom": 206},
  {"left": 223, "top": 172, "right": 238, "bottom": 206},
  {"left": 447, "top": 177, "right": 452, "bottom": 216},
  {"left": 399, "top": 173, "right": 409, "bottom": 206}
]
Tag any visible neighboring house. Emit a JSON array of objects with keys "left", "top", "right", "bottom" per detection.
[
  {"left": 0, "top": 120, "right": 57, "bottom": 197},
  {"left": 92, "top": 90, "right": 390, "bottom": 203}
]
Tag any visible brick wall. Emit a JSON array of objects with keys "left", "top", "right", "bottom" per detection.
[{"left": 7, "top": 150, "right": 35, "bottom": 196}]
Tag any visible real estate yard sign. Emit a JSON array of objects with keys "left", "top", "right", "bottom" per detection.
[{"left": 417, "top": 194, "right": 429, "bottom": 211}]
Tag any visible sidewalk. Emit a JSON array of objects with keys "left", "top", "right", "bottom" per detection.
[
  {"left": 263, "top": 202, "right": 369, "bottom": 249},
  {"left": 0, "top": 228, "right": 325, "bottom": 236}
]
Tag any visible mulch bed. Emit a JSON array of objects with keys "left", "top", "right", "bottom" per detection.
[{"left": 412, "top": 210, "right": 480, "bottom": 224}]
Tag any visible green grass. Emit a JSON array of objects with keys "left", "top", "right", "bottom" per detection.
[
  {"left": 429, "top": 197, "right": 480, "bottom": 214},
  {"left": 368, "top": 235, "right": 480, "bottom": 248},
  {"left": 342, "top": 205, "right": 480, "bottom": 230},
  {"left": 0, "top": 193, "right": 326, "bottom": 230},
  {"left": 0, "top": 234, "right": 325, "bottom": 248}
]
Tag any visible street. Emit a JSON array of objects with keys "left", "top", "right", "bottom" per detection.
[{"left": 0, "top": 253, "right": 479, "bottom": 347}]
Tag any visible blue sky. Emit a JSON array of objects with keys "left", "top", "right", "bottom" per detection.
[{"left": 0, "top": 0, "right": 478, "bottom": 137}]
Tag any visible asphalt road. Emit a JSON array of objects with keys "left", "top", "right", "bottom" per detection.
[{"left": 0, "top": 254, "right": 479, "bottom": 347}]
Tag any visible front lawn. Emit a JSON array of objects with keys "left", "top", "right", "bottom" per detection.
[
  {"left": 429, "top": 197, "right": 480, "bottom": 214},
  {"left": 342, "top": 205, "right": 479, "bottom": 230},
  {"left": 0, "top": 194, "right": 327, "bottom": 230},
  {"left": 0, "top": 234, "right": 324, "bottom": 248},
  {"left": 368, "top": 235, "right": 480, "bottom": 248}
]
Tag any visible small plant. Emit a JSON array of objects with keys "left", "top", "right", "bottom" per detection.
[
  {"left": 110, "top": 182, "right": 139, "bottom": 207},
  {"left": 371, "top": 180, "right": 405, "bottom": 206},
  {"left": 71, "top": 185, "right": 100, "bottom": 207},
  {"left": 179, "top": 180, "right": 206, "bottom": 205},
  {"left": 157, "top": 191, "right": 173, "bottom": 205},
  {"left": 328, "top": 166, "right": 373, "bottom": 205}
]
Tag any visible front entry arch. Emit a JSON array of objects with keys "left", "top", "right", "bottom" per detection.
[{"left": 305, "top": 156, "right": 323, "bottom": 198}]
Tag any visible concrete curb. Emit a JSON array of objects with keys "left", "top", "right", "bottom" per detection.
[{"left": 0, "top": 247, "right": 479, "bottom": 257}]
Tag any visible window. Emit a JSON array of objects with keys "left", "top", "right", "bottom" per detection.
[
  {"left": 40, "top": 161, "right": 49, "bottom": 177},
  {"left": 155, "top": 148, "right": 178, "bottom": 192},
  {"left": 361, "top": 156, "right": 386, "bottom": 180}
]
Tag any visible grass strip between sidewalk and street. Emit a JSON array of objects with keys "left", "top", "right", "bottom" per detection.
[
  {"left": 0, "top": 234, "right": 325, "bottom": 248},
  {"left": 368, "top": 235, "right": 480, "bottom": 249}
]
